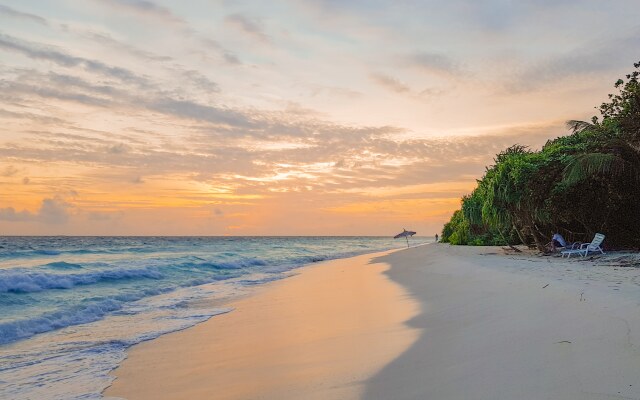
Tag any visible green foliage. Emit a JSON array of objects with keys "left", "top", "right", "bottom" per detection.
[
  {"left": 599, "top": 62, "right": 640, "bottom": 138},
  {"left": 441, "top": 210, "right": 468, "bottom": 245},
  {"left": 440, "top": 207, "right": 507, "bottom": 246},
  {"left": 442, "top": 61, "right": 640, "bottom": 250}
]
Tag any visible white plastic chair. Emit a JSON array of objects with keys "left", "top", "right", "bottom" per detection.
[{"left": 561, "top": 233, "right": 605, "bottom": 258}]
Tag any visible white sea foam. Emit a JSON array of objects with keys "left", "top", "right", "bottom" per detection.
[
  {"left": 0, "top": 283, "right": 233, "bottom": 400},
  {"left": 0, "top": 268, "right": 164, "bottom": 293}
]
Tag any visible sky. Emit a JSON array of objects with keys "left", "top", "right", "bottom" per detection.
[{"left": 1, "top": 0, "right": 639, "bottom": 236}]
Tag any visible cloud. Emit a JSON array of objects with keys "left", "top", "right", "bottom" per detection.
[
  {"left": 148, "top": 98, "right": 254, "bottom": 128},
  {"left": 0, "top": 197, "right": 71, "bottom": 224},
  {"left": 0, "top": 207, "right": 32, "bottom": 221},
  {"left": 1, "top": 165, "right": 19, "bottom": 177},
  {"left": 0, "top": 108, "right": 68, "bottom": 125},
  {"left": 196, "top": 37, "right": 242, "bottom": 65},
  {"left": 1, "top": 69, "right": 228, "bottom": 126},
  {"left": 2, "top": 80, "right": 113, "bottom": 107},
  {"left": 89, "top": 0, "right": 240, "bottom": 65},
  {"left": 406, "top": 51, "right": 460, "bottom": 76},
  {"left": 309, "top": 85, "right": 363, "bottom": 99},
  {"left": 39, "top": 197, "right": 71, "bottom": 224},
  {"left": 0, "top": 34, "right": 80, "bottom": 67},
  {"left": 510, "top": 28, "right": 640, "bottom": 91},
  {"left": 225, "top": 13, "right": 271, "bottom": 43},
  {"left": 108, "top": 143, "right": 129, "bottom": 154},
  {"left": 0, "top": 111, "right": 561, "bottom": 197},
  {"left": 0, "top": 50, "right": 565, "bottom": 196},
  {"left": 92, "top": 0, "right": 184, "bottom": 25},
  {"left": 0, "top": 4, "right": 48, "bottom": 25},
  {"left": 0, "top": 34, "right": 147, "bottom": 85},
  {"left": 369, "top": 73, "right": 442, "bottom": 100},
  {"left": 180, "top": 70, "right": 220, "bottom": 93},
  {"left": 87, "top": 211, "right": 122, "bottom": 221},
  {"left": 370, "top": 73, "right": 410, "bottom": 93},
  {"left": 77, "top": 30, "right": 172, "bottom": 62}
]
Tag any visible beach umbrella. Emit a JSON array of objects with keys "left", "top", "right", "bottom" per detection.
[{"left": 394, "top": 228, "right": 416, "bottom": 248}]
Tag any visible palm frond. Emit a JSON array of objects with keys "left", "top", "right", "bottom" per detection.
[
  {"left": 563, "top": 153, "right": 622, "bottom": 185},
  {"left": 565, "top": 120, "right": 596, "bottom": 134}
]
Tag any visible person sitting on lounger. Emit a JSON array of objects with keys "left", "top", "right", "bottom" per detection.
[{"left": 546, "top": 232, "right": 567, "bottom": 252}]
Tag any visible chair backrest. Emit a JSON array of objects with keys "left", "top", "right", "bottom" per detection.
[{"left": 589, "top": 233, "right": 605, "bottom": 249}]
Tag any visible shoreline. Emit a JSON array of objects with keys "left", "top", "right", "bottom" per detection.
[
  {"left": 0, "top": 240, "right": 427, "bottom": 400},
  {"left": 105, "top": 248, "right": 421, "bottom": 399},
  {"left": 106, "top": 244, "right": 640, "bottom": 400}
]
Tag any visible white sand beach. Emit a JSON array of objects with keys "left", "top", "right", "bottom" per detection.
[{"left": 106, "top": 244, "right": 640, "bottom": 400}]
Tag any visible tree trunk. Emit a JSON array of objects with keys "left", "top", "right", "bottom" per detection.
[
  {"left": 529, "top": 227, "right": 546, "bottom": 252},
  {"left": 515, "top": 227, "right": 527, "bottom": 246},
  {"left": 499, "top": 228, "right": 522, "bottom": 252}
]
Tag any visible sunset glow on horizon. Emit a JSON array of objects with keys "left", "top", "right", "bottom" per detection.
[{"left": 1, "top": 0, "right": 639, "bottom": 235}]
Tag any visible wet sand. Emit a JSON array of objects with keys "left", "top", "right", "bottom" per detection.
[{"left": 105, "top": 249, "right": 419, "bottom": 400}]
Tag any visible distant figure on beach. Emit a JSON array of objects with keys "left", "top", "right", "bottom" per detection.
[
  {"left": 435, "top": 234, "right": 439, "bottom": 242},
  {"left": 547, "top": 232, "right": 567, "bottom": 252}
]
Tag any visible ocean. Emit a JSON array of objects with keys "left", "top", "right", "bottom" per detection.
[{"left": 0, "top": 236, "right": 428, "bottom": 399}]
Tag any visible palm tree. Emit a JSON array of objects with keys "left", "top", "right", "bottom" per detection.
[{"left": 562, "top": 121, "right": 640, "bottom": 186}]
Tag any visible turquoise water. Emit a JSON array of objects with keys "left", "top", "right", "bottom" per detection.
[{"left": 0, "top": 236, "right": 428, "bottom": 399}]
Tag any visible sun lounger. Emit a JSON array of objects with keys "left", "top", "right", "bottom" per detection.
[
  {"left": 561, "top": 233, "right": 605, "bottom": 258},
  {"left": 556, "top": 241, "right": 580, "bottom": 252}
]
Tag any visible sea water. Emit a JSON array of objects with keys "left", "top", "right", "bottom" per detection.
[{"left": 0, "top": 236, "right": 428, "bottom": 399}]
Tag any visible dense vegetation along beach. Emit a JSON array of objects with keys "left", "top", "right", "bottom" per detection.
[{"left": 442, "top": 62, "right": 640, "bottom": 250}]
